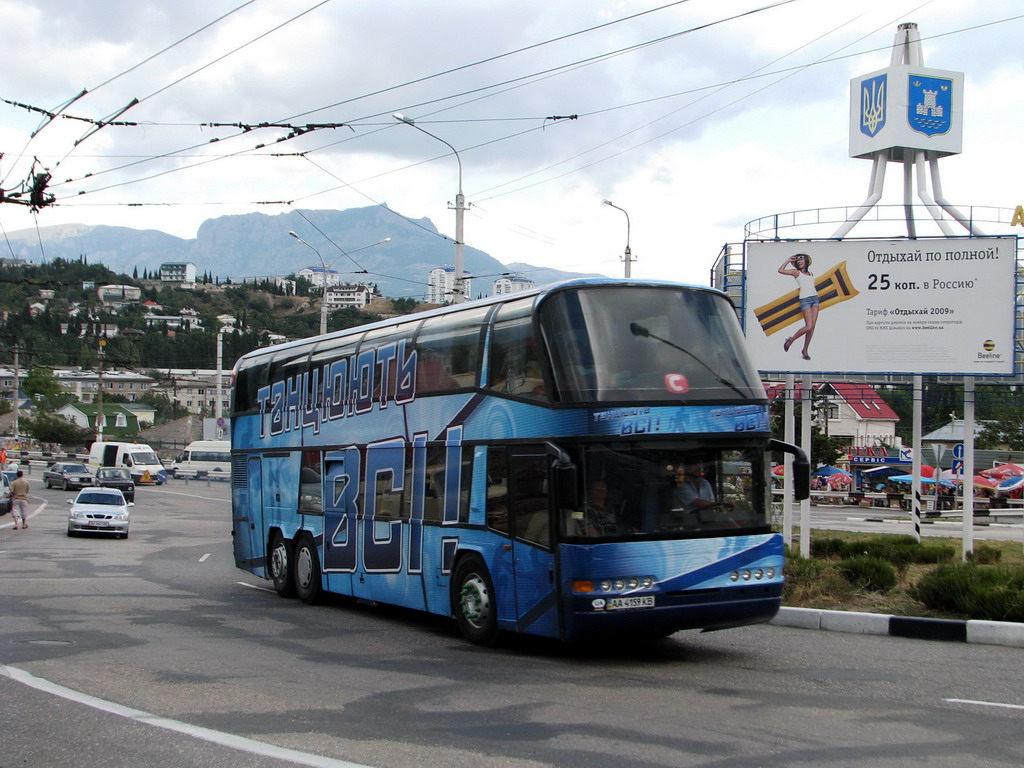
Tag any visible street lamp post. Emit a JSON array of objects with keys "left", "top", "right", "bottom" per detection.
[
  {"left": 289, "top": 233, "right": 393, "bottom": 335},
  {"left": 289, "top": 231, "right": 329, "bottom": 335},
  {"left": 393, "top": 113, "right": 466, "bottom": 303},
  {"left": 602, "top": 200, "right": 634, "bottom": 278}
]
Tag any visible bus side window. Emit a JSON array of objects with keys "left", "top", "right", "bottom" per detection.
[
  {"left": 486, "top": 448, "right": 509, "bottom": 534},
  {"left": 416, "top": 308, "right": 487, "bottom": 392},
  {"left": 488, "top": 300, "right": 545, "bottom": 399},
  {"left": 298, "top": 450, "right": 322, "bottom": 514}
]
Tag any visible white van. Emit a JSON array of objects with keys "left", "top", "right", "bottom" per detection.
[
  {"left": 89, "top": 441, "right": 167, "bottom": 485},
  {"left": 170, "top": 440, "right": 231, "bottom": 478}
]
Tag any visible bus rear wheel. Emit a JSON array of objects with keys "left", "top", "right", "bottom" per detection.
[
  {"left": 294, "top": 534, "right": 323, "bottom": 605},
  {"left": 269, "top": 533, "right": 296, "bottom": 598},
  {"left": 453, "top": 555, "right": 499, "bottom": 645}
]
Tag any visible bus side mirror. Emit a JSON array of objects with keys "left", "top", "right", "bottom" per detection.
[
  {"left": 769, "top": 439, "right": 812, "bottom": 502},
  {"left": 552, "top": 464, "right": 578, "bottom": 509},
  {"left": 792, "top": 456, "right": 811, "bottom": 501}
]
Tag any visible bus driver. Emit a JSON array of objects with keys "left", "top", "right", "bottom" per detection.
[{"left": 670, "top": 457, "right": 734, "bottom": 521}]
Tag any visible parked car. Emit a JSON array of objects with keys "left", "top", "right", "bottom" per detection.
[
  {"left": 43, "top": 462, "right": 95, "bottom": 491},
  {"left": 94, "top": 466, "right": 136, "bottom": 502},
  {"left": 0, "top": 472, "right": 10, "bottom": 516},
  {"left": 66, "top": 487, "right": 132, "bottom": 538}
]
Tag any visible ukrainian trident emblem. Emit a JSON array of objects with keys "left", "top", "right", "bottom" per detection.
[{"left": 860, "top": 74, "right": 886, "bottom": 137}]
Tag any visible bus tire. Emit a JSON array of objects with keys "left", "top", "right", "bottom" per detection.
[
  {"left": 294, "top": 534, "right": 323, "bottom": 605},
  {"left": 453, "top": 555, "right": 499, "bottom": 645},
  {"left": 269, "top": 533, "right": 296, "bottom": 598}
]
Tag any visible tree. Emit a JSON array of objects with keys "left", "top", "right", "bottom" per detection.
[
  {"left": 139, "top": 390, "right": 177, "bottom": 424},
  {"left": 22, "top": 367, "right": 73, "bottom": 411},
  {"left": 979, "top": 413, "right": 1024, "bottom": 451},
  {"left": 21, "top": 412, "right": 92, "bottom": 446}
]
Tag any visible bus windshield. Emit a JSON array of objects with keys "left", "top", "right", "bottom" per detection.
[
  {"left": 539, "top": 286, "right": 763, "bottom": 402},
  {"left": 560, "top": 443, "right": 768, "bottom": 539}
]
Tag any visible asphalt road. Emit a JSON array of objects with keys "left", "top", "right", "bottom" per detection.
[{"left": 1, "top": 478, "right": 1022, "bottom": 768}]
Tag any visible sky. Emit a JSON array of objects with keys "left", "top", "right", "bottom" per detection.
[{"left": 1, "top": 0, "right": 1022, "bottom": 290}]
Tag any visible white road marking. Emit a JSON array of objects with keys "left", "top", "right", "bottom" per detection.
[
  {"left": 143, "top": 488, "right": 226, "bottom": 502},
  {"left": 237, "top": 581, "right": 276, "bottom": 593},
  {"left": 0, "top": 664, "right": 370, "bottom": 768},
  {"left": 199, "top": 553, "right": 212, "bottom": 563},
  {"left": 945, "top": 698, "right": 1024, "bottom": 711}
]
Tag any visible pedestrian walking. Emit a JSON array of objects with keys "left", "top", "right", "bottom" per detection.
[{"left": 10, "top": 470, "right": 30, "bottom": 530}]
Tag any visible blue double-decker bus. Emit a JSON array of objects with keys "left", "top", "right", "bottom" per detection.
[{"left": 230, "top": 279, "right": 809, "bottom": 644}]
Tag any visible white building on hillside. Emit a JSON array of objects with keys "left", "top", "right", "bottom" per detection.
[
  {"left": 324, "top": 283, "right": 372, "bottom": 309},
  {"left": 427, "top": 266, "right": 474, "bottom": 304},
  {"left": 493, "top": 273, "right": 535, "bottom": 296},
  {"left": 97, "top": 284, "right": 142, "bottom": 305},
  {"left": 297, "top": 266, "right": 343, "bottom": 288},
  {"left": 160, "top": 262, "right": 198, "bottom": 286}
]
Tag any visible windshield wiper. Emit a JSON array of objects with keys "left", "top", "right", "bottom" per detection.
[{"left": 629, "top": 322, "right": 747, "bottom": 399}]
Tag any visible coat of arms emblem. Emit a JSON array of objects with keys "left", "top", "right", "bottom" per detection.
[{"left": 908, "top": 75, "right": 953, "bottom": 136}]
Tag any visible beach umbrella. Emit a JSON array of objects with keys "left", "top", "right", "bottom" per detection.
[
  {"left": 980, "top": 463, "right": 1024, "bottom": 480},
  {"left": 826, "top": 473, "right": 852, "bottom": 488},
  {"left": 813, "top": 466, "right": 852, "bottom": 477},
  {"left": 997, "top": 476, "right": 1024, "bottom": 493},
  {"left": 973, "top": 475, "right": 1000, "bottom": 489}
]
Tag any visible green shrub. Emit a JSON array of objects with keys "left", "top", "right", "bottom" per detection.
[
  {"left": 968, "top": 545, "right": 1002, "bottom": 565},
  {"left": 810, "top": 538, "right": 846, "bottom": 558},
  {"left": 911, "top": 563, "right": 1024, "bottom": 621},
  {"left": 783, "top": 555, "right": 856, "bottom": 604},
  {"left": 915, "top": 544, "right": 956, "bottom": 564},
  {"left": 838, "top": 556, "right": 897, "bottom": 592}
]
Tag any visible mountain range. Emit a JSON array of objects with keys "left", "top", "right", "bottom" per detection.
[{"left": 4, "top": 206, "right": 600, "bottom": 298}]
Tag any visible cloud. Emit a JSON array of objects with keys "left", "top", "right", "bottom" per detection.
[{"left": 2, "top": 0, "right": 1021, "bottom": 288}]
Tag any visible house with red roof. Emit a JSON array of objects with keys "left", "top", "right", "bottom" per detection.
[{"left": 765, "top": 380, "right": 900, "bottom": 449}]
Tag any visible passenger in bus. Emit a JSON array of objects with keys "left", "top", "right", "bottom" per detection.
[{"left": 582, "top": 479, "right": 627, "bottom": 535}]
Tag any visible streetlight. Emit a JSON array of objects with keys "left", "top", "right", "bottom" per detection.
[
  {"left": 393, "top": 112, "right": 466, "bottom": 303},
  {"left": 289, "top": 232, "right": 392, "bottom": 335},
  {"left": 602, "top": 199, "right": 634, "bottom": 278},
  {"left": 289, "top": 231, "right": 330, "bottom": 335}
]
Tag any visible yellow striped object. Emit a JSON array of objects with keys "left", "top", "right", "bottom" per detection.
[{"left": 753, "top": 260, "right": 859, "bottom": 336}]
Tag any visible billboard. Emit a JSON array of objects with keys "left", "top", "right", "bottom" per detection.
[{"left": 744, "top": 238, "right": 1017, "bottom": 375}]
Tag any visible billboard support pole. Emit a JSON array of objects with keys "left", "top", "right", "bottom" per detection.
[
  {"left": 911, "top": 375, "right": 923, "bottom": 542},
  {"left": 800, "top": 374, "right": 812, "bottom": 558},
  {"left": 783, "top": 374, "right": 795, "bottom": 548},
  {"left": 963, "top": 378, "right": 975, "bottom": 559}
]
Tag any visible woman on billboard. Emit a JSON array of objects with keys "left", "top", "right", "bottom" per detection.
[{"left": 778, "top": 253, "right": 818, "bottom": 360}]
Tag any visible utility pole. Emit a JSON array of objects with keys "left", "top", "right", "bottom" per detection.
[
  {"left": 96, "top": 339, "right": 106, "bottom": 442},
  {"left": 12, "top": 346, "right": 19, "bottom": 441}
]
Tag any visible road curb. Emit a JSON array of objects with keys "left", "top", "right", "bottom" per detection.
[{"left": 771, "top": 607, "right": 1024, "bottom": 648}]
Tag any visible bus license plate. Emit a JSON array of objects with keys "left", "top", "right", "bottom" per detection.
[{"left": 604, "top": 596, "right": 654, "bottom": 611}]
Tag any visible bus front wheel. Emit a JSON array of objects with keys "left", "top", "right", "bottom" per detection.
[
  {"left": 453, "top": 555, "right": 499, "bottom": 645},
  {"left": 294, "top": 534, "right": 323, "bottom": 605},
  {"left": 269, "top": 533, "right": 296, "bottom": 598}
]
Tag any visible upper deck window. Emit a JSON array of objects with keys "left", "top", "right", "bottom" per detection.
[{"left": 539, "top": 286, "right": 763, "bottom": 403}]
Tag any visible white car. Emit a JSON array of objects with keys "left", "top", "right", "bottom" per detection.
[{"left": 67, "top": 487, "right": 133, "bottom": 538}]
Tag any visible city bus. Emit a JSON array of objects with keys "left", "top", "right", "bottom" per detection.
[{"left": 230, "top": 278, "right": 809, "bottom": 644}]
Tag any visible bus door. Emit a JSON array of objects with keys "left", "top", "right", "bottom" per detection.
[
  {"left": 233, "top": 455, "right": 266, "bottom": 576},
  {"left": 508, "top": 452, "right": 560, "bottom": 638}
]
